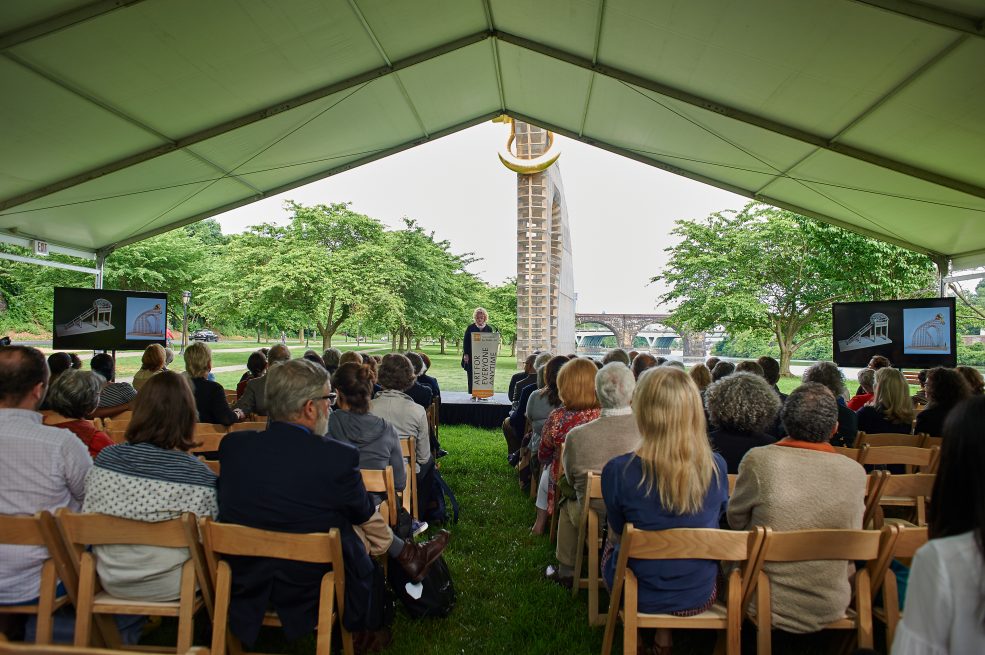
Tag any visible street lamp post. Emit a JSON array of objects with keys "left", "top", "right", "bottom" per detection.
[{"left": 180, "top": 291, "right": 191, "bottom": 354}]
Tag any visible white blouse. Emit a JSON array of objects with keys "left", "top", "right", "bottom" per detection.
[{"left": 892, "top": 531, "right": 985, "bottom": 655}]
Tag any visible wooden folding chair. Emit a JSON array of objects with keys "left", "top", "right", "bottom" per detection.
[
  {"left": 831, "top": 446, "right": 862, "bottom": 461},
  {"left": 749, "top": 528, "right": 883, "bottom": 654},
  {"left": 197, "top": 457, "right": 221, "bottom": 476},
  {"left": 399, "top": 437, "right": 418, "bottom": 519},
  {"left": 229, "top": 422, "right": 265, "bottom": 432},
  {"left": 570, "top": 472, "right": 605, "bottom": 625},
  {"left": 858, "top": 445, "right": 938, "bottom": 474},
  {"left": 602, "top": 526, "right": 766, "bottom": 655},
  {"left": 727, "top": 473, "right": 738, "bottom": 495},
  {"left": 106, "top": 429, "right": 127, "bottom": 444},
  {"left": 200, "top": 519, "right": 353, "bottom": 655},
  {"left": 0, "top": 644, "right": 208, "bottom": 655},
  {"left": 918, "top": 434, "right": 941, "bottom": 449},
  {"left": 0, "top": 514, "right": 70, "bottom": 644},
  {"left": 427, "top": 400, "right": 439, "bottom": 442},
  {"left": 55, "top": 511, "right": 208, "bottom": 653},
  {"left": 190, "top": 424, "right": 230, "bottom": 454},
  {"left": 871, "top": 526, "right": 928, "bottom": 646},
  {"left": 224, "top": 390, "right": 237, "bottom": 406},
  {"left": 855, "top": 433, "right": 921, "bottom": 448},
  {"left": 102, "top": 412, "right": 133, "bottom": 429},
  {"left": 861, "top": 471, "right": 889, "bottom": 529},
  {"left": 360, "top": 467, "right": 397, "bottom": 528},
  {"left": 868, "top": 473, "right": 935, "bottom": 529}
]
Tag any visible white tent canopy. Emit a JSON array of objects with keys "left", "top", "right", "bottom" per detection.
[{"left": 1, "top": 0, "right": 984, "bottom": 270}]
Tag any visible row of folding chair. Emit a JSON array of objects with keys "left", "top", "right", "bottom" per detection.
[
  {"left": 0, "top": 640, "right": 207, "bottom": 655},
  {"left": 854, "top": 432, "right": 940, "bottom": 449},
  {"left": 600, "top": 523, "right": 928, "bottom": 655},
  {"left": 0, "top": 510, "right": 354, "bottom": 655},
  {"left": 832, "top": 443, "right": 940, "bottom": 474}
]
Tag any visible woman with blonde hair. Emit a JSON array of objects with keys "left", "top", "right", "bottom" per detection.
[
  {"left": 856, "top": 367, "right": 915, "bottom": 434},
  {"left": 534, "top": 357, "right": 601, "bottom": 535},
  {"left": 132, "top": 343, "right": 166, "bottom": 391},
  {"left": 602, "top": 367, "right": 728, "bottom": 653},
  {"left": 461, "top": 307, "right": 493, "bottom": 395},
  {"left": 688, "top": 362, "right": 712, "bottom": 392}
]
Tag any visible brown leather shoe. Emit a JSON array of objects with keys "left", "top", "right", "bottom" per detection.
[
  {"left": 395, "top": 529, "right": 451, "bottom": 582},
  {"left": 352, "top": 628, "right": 392, "bottom": 653}
]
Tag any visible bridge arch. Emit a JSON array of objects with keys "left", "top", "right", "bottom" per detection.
[{"left": 575, "top": 313, "right": 707, "bottom": 358}]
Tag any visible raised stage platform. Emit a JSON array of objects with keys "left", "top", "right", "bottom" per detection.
[{"left": 439, "top": 392, "right": 511, "bottom": 428}]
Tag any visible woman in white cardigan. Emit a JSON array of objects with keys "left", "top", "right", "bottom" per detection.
[
  {"left": 369, "top": 354, "right": 431, "bottom": 471},
  {"left": 892, "top": 395, "right": 985, "bottom": 654}
]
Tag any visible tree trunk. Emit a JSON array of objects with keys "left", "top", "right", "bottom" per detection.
[
  {"left": 439, "top": 336, "right": 446, "bottom": 354},
  {"left": 510, "top": 338, "right": 516, "bottom": 357},
  {"left": 391, "top": 331, "right": 397, "bottom": 352},
  {"left": 398, "top": 331, "right": 404, "bottom": 351},
  {"left": 415, "top": 338, "right": 421, "bottom": 350},
  {"left": 256, "top": 326, "right": 261, "bottom": 343},
  {"left": 454, "top": 339, "right": 459, "bottom": 353},
  {"left": 299, "top": 328, "right": 304, "bottom": 344},
  {"left": 778, "top": 341, "right": 793, "bottom": 377}
]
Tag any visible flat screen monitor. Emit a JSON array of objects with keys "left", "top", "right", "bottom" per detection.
[
  {"left": 832, "top": 297, "right": 956, "bottom": 369},
  {"left": 52, "top": 287, "right": 168, "bottom": 351}
]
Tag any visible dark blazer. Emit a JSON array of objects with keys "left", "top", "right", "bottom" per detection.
[
  {"left": 405, "top": 382, "right": 433, "bottom": 410},
  {"left": 461, "top": 323, "right": 493, "bottom": 367},
  {"left": 418, "top": 374, "right": 440, "bottom": 400},
  {"left": 914, "top": 405, "right": 951, "bottom": 437},
  {"left": 856, "top": 406, "right": 913, "bottom": 435},
  {"left": 709, "top": 428, "right": 776, "bottom": 474},
  {"left": 190, "top": 377, "right": 237, "bottom": 426},
  {"left": 217, "top": 423, "right": 377, "bottom": 643},
  {"left": 508, "top": 372, "right": 534, "bottom": 401},
  {"left": 509, "top": 382, "right": 539, "bottom": 440},
  {"left": 832, "top": 400, "right": 859, "bottom": 447}
]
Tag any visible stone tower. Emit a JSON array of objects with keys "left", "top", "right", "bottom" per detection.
[{"left": 499, "top": 119, "right": 576, "bottom": 364}]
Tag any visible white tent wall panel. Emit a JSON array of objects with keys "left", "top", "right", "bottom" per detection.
[
  {"left": 396, "top": 43, "right": 501, "bottom": 133},
  {"left": 9, "top": 0, "right": 381, "bottom": 139},
  {"left": 0, "top": 57, "right": 162, "bottom": 197},
  {"left": 490, "top": 0, "right": 600, "bottom": 61},
  {"left": 498, "top": 43, "right": 594, "bottom": 129},
  {"left": 355, "top": 0, "right": 488, "bottom": 62}
]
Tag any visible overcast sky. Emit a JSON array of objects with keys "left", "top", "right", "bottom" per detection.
[{"left": 215, "top": 121, "right": 749, "bottom": 314}]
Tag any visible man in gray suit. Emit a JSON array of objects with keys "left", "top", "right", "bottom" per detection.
[{"left": 235, "top": 344, "right": 291, "bottom": 417}]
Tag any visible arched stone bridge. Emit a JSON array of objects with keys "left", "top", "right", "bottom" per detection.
[{"left": 576, "top": 313, "right": 706, "bottom": 358}]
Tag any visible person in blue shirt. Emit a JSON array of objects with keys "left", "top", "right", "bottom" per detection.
[{"left": 602, "top": 367, "right": 729, "bottom": 654}]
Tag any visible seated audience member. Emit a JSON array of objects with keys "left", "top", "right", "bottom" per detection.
[
  {"left": 632, "top": 353, "right": 658, "bottom": 380},
  {"left": 756, "top": 356, "right": 786, "bottom": 401},
  {"left": 0, "top": 347, "right": 91, "bottom": 612},
  {"left": 728, "top": 382, "right": 866, "bottom": 635},
  {"left": 627, "top": 350, "right": 639, "bottom": 362},
  {"left": 400, "top": 352, "right": 432, "bottom": 410},
  {"left": 69, "top": 353, "right": 83, "bottom": 370},
  {"left": 734, "top": 360, "right": 765, "bottom": 377},
  {"left": 163, "top": 347, "right": 175, "bottom": 370},
  {"left": 362, "top": 355, "right": 383, "bottom": 396},
  {"left": 45, "top": 370, "right": 114, "bottom": 458},
  {"left": 82, "top": 371, "right": 218, "bottom": 601},
  {"left": 654, "top": 357, "right": 668, "bottom": 367},
  {"left": 235, "top": 343, "right": 290, "bottom": 417},
  {"left": 602, "top": 349, "right": 630, "bottom": 367},
  {"left": 710, "top": 360, "right": 735, "bottom": 382},
  {"left": 915, "top": 366, "right": 971, "bottom": 437},
  {"left": 602, "top": 367, "right": 729, "bottom": 652},
  {"left": 218, "top": 359, "right": 449, "bottom": 650},
  {"left": 549, "top": 363, "right": 641, "bottom": 586},
  {"left": 322, "top": 347, "right": 342, "bottom": 376},
  {"left": 416, "top": 352, "right": 440, "bottom": 400},
  {"left": 508, "top": 354, "right": 538, "bottom": 405},
  {"left": 39, "top": 352, "right": 74, "bottom": 410},
  {"left": 855, "top": 355, "right": 892, "bottom": 396},
  {"left": 506, "top": 352, "right": 553, "bottom": 455},
  {"left": 706, "top": 356, "right": 721, "bottom": 371},
  {"left": 662, "top": 360, "right": 686, "bottom": 370},
  {"left": 911, "top": 368, "right": 929, "bottom": 406},
  {"left": 132, "top": 344, "right": 167, "bottom": 391},
  {"left": 183, "top": 342, "right": 238, "bottom": 426},
  {"left": 688, "top": 363, "right": 712, "bottom": 393},
  {"left": 956, "top": 365, "right": 984, "bottom": 395},
  {"left": 302, "top": 350, "right": 326, "bottom": 369},
  {"left": 802, "top": 361, "right": 857, "bottom": 447},
  {"left": 706, "top": 372, "right": 780, "bottom": 473},
  {"left": 370, "top": 354, "right": 431, "bottom": 473},
  {"left": 892, "top": 395, "right": 985, "bottom": 653},
  {"left": 847, "top": 368, "right": 875, "bottom": 411},
  {"left": 90, "top": 353, "right": 137, "bottom": 418},
  {"left": 526, "top": 356, "right": 566, "bottom": 458},
  {"left": 534, "top": 358, "right": 601, "bottom": 535},
  {"left": 328, "top": 362, "right": 406, "bottom": 498},
  {"left": 856, "top": 368, "right": 915, "bottom": 435},
  {"left": 236, "top": 351, "right": 267, "bottom": 399},
  {"left": 339, "top": 350, "right": 363, "bottom": 367}
]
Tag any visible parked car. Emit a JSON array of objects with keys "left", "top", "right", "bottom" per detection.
[{"left": 191, "top": 329, "right": 219, "bottom": 342}]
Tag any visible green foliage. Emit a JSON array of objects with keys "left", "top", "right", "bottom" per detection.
[
  {"left": 713, "top": 330, "right": 833, "bottom": 361},
  {"left": 657, "top": 202, "right": 936, "bottom": 373}
]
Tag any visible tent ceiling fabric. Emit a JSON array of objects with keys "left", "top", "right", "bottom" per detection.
[{"left": 1, "top": 0, "right": 983, "bottom": 268}]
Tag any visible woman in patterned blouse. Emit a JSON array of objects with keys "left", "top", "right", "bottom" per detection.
[{"left": 534, "top": 357, "right": 601, "bottom": 534}]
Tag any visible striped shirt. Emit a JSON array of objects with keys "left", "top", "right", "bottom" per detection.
[
  {"left": 97, "top": 382, "right": 137, "bottom": 409},
  {"left": 0, "top": 408, "right": 92, "bottom": 603}
]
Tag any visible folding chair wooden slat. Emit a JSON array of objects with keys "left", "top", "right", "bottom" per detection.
[
  {"left": 749, "top": 528, "right": 886, "bottom": 655},
  {"left": 855, "top": 432, "right": 921, "bottom": 448},
  {"left": 200, "top": 519, "right": 353, "bottom": 655},
  {"left": 55, "top": 511, "right": 208, "bottom": 654},
  {"left": 872, "top": 526, "right": 928, "bottom": 646},
  {"left": 360, "top": 467, "right": 398, "bottom": 528},
  {"left": 869, "top": 473, "right": 935, "bottom": 529},
  {"left": 602, "top": 526, "right": 766, "bottom": 655},
  {"left": 0, "top": 514, "right": 70, "bottom": 645},
  {"left": 399, "top": 437, "right": 418, "bottom": 519},
  {"left": 857, "top": 445, "right": 936, "bottom": 471},
  {"left": 571, "top": 472, "right": 605, "bottom": 625}
]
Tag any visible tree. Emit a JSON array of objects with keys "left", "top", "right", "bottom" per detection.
[
  {"left": 655, "top": 202, "right": 936, "bottom": 375},
  {"left": 484, "top": 279, "right": 518, "bottom": 355}
]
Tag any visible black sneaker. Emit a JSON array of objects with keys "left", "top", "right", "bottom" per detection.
[{"left": 436, "top": 448, "right": 449, "bottom": 458}]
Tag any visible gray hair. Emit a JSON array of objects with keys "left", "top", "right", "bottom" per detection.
[
  {"left": 661, "top": 360, "right": 686, "bottom": 370},
  {"left": 322, "top": 348, "right": 342, "bottom": 369},
  {"left": 802, "top": 361, "right": 848, "bottom": 400},
  {"left": 857, "top": 368, "right": 875, "bottom": 393},
  {"left": 164, "top": 348, "right": 175, "bottom": 366},
  {"left": 265, "top": 359, "right": 330, "bottom": 422},
  {"left": 595, "top": 362, "right": 635, "bottom": 410},
  {"left": 781, "top": 382, "right": 838, "bottom": 443},
  {"left": 46, "top": 369, "right": 104, "bottom": 419},
  {"left": 534, "top": 351, "right": 553, "bottom": 369},
  {"left": 705, "top": 372, "right": 780, "bottom": 433},
  {"left": 602, "top": 349, "right": 630, "bottom": 367}
]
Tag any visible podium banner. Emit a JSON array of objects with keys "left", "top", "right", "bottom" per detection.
[{"left": 471, "top": 332, "right": 500, "bottom": 398}]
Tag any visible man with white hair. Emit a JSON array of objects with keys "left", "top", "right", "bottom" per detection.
[{"left": 546, "top": 362, "right": 642, "bottom": 587}]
